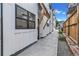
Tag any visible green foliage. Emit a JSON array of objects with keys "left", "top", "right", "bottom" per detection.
[
  {"left": 58, "top": 29, "right": 65, "bottom": 41},
  {"left": 58, "top": 34, "right": 66, "bottom": 41},
  {"left": 56, "top": 20, "right": 59, "bottom": 27},
  {"left": 58, "top": 29, "right": 63, "bottom": 34}
]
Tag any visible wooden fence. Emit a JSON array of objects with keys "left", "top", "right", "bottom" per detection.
[{"left": 63, "top": 5, "right": 79, "bottom": 45}]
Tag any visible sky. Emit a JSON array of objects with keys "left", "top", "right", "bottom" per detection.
[{"left": 51, "top": 3, "right": 68, "bottom": 21}]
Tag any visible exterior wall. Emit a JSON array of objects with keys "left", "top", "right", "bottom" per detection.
[
  {"left": 41, "top": 18, "right": 53, "bottom": 37},
  {"left": 51, "top": 10, "right": 56, "bottom": 31},
  {"left": 39, "top": 3, "right": 53, "bottom": 38},
  {"left": 39, "top": 16, "right": 48, "bottom": 37},
  {"left": 3, "top": 3, "right": 38, "bottom": 56},
  {"left": 44, "top": 3, "right": 50, "bottom": 14},
  {"left": 53, "top": 19, "right": 56, "bottom": 30}
]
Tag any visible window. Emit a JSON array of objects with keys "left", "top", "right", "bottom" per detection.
[
  {"left": 15, "top": 4, "right": 35, "bottom": 29},
  {"left": 17, "top": 6, "right": 28, "bottom": 20},
  {"left": 29, "top": 13, "right": 35, "bottom": 21},
  {"left": 29, "top": 13, "right": 35, "bottom": 29},
  {"left": 16, "top": 18, "right": 27, "bottom": 29},
  {"left": 29, "top": 21, "right": 35, "bottom": 29}
]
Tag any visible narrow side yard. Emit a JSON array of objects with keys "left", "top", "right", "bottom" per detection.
[
  {"left": 17, "top": 30, "right": 58, "bottom": 56},
  {"left": 57, "top": 31, "right": 73, "bottom": 56},
  {"left": 0, "top": 40, "right": 1, "bottom": 56}
]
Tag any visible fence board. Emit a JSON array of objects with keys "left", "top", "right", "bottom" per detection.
[
  {"left": 70, "top": 12, "right": 77, "bottom": 25},
  {"left": 63, "top": 6, "right": 79, "bottom": 44}
]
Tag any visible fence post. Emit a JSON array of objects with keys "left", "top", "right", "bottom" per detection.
[
  {"left": 68, "top": 18, "right": 70, "bottom": 36},
  {"left": 77, "top": 4, "right": 79, "bottom": 46}
]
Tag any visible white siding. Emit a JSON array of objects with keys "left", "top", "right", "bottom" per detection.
[
  {"left": 39, "top": 3, "right": 53, "bottom": 38},
  {"left": 3, "top": 3, "right": 38, "bottom": 56}
]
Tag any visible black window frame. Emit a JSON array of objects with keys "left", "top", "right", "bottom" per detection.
[
  {"left": 0, "top": 3, "right": 3, "bottom": 56},
  {"left": 15, "top": 4, "right": 35, "bottom": 29}
]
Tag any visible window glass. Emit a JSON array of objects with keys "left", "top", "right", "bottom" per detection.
[
  {"left": 17, "top": 6, "right": 28, "bottom": 20},
  {"left": 15, "top": 5, "right": 35, "bottom": 29},
  {"left": 16, "top": 18, "right": 27, "bottom": 29},
  {"left": 29, "top": 13, "right": 35, "bottom": 21},
  {"left": 29, "top": 21, "right": 35, "bottom": 29}
]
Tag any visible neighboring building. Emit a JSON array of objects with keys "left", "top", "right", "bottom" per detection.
[
  {"left": 56, "top": 21, "right": 64, "bottom": 30},
  {"left": 52, "top": 9, "right": 56, "bottom": 30},
  {"left": 38, "top": 3, "right": 51, "bottom": 38},
  {"left": 67, "top": 3, "right": 78, "bottom": 17},
  {"left": 59, "top": 21, "right": 64, "bottom": 28},
  {"left": 0, "top": 3, "right": 56, "bottom": 56},
  {"left": 38, "top": 3, "right": 56, "bottom": 38}
]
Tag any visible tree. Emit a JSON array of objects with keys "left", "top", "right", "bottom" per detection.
[{"left": 56, "top": 20, "right": 59, "bottom": 27}]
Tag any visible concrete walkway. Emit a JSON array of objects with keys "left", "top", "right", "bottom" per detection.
[
  {"left": 57, "top": 39, "right": 73, "bottom": 56},
  {"left": 17, "top": 30, "right": 58, "bottom": 56},
  {"left": 0, "top": 40, "right": 1, "bottom": 56}
]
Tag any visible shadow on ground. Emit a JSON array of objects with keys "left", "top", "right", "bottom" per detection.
[{"left": 57, "top": 38, "right": 73, "bottom": 56}]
